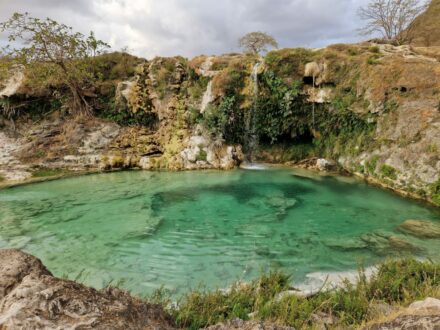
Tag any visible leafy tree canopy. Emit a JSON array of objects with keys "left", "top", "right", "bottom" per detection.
[
  {"left": 239, "top": 32, "right": 278, "bottom": 55},
  {"left": 0, "top": 12, "right": 110, "bottom": 115}
]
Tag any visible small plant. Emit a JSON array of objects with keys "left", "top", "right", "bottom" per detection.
[
  {"left": 369, "top": 46, "right": 380, "bottom": 53},
  {"left": 429, "top": 178, "right": 440, "bottom": 206},
  {"left": 347, "top": 48, "right": 359, "bottom": 56},
  {"left": 0, "top": 174, "right": 5, "bottom": 182},
  {"left": 425, "top": 143, "right": 438, "bottom": 154},
  {"left": 384, "top": 99, "right": 399, "bottom": 113},
  {"left": 367, "top": 54, "right": 381, "bottom": 65},
  {"left": 366, "top": 155, "right": 380, "bottom": 174},
  {"left": 196, "top": 148, "right": 208, "bottom": 162},
  {"left": 380, "top": 164, "right": 398, "bottom": 180}
]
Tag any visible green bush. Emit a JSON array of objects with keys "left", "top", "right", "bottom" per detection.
[
  {"left": 429, "top": 178, "right": 440, "bottom": 206},
  {"left": 202, "top": 96, "right": 244, "bottom": 143},
  {"left": 366, "top": 155, "right": 380, "bottom": 174},
  {"left": 196, "top": 149, "right": 208, "bottom": 162},
  {"left": 380, "top": 164, "right": 398, "bottom": 180}
]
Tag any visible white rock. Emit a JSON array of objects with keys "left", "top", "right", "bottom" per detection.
[
  {"left": 0, "top": 65, "right": 25, "bottom": 98},
  {"left": 408, "top": 298, "right": 440, "bottom": 313}
]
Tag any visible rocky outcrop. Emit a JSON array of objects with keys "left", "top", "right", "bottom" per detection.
[
  {"left": 0, "top": 249, "right": 175, "bottom": 330},
  {"left": 364, "top": 297, "right": 440, "bottom": 330},
  {"left": 0, "top": 64, "right": 25, "bottom": 98},
  {"left": 0, "top": 131, "right": 31, "bottom": 181},
  {"left": 291, "top": 157, "right": 340, "bottom": 173}
]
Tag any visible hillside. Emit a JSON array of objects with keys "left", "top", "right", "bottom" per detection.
[{"left": 409, "top": 0, "right": 440, "bottom": 46}]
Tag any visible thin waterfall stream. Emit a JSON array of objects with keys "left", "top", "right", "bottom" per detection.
[{"left": 245, "top": 61, "right": 262, "bottom": 162}]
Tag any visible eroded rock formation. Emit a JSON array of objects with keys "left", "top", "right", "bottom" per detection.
[
  {"left": 0, "top": 249, "right": 175, "bottom": 329},
  {"left": 0, "top": 43, "right": 439, "bottom": 206}
]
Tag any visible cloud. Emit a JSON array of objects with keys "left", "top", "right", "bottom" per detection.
[{"left": 0, "top": 0, "right": 371, "bottom": 59}]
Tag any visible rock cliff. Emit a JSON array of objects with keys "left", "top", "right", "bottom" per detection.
[{"left": 0, "top": 43, "right": 439, "bottom": 205}]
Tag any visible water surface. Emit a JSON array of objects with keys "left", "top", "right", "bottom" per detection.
[{"left": 0, "top": 169, "right": 439, "bottom": 296}]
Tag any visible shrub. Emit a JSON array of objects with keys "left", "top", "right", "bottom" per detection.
[
  {"left": 196, "top": 148, "right": 208, "bottom": 162},
  {"left": 380, "top": 164, "right": 398, "bottom": 180},
  {"left": 366, "top": 155, "right": 380, "bottom": 174},
  {"left": 367, "top": 54, "right": 381, "bottom": 65},
  {"left": 369, "top": 46, "right": 380, "bottom": 53},
  {"left": 429, "top": 178, "right": 440, "bottom": 206}
]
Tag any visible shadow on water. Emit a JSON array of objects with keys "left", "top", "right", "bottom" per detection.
[{"left": 151, "top": 182, "right": 314, "bottom": 211}]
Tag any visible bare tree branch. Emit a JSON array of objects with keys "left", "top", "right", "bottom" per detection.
[{"left": 357, "top": 0, "right": 428, "bottom": 44}]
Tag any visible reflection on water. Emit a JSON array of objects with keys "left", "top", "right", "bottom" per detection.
[{"left": 0, "top": 169, "right": 439, "bottom": 296}]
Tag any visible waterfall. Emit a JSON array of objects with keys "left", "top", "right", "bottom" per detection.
[
  {"left": 244, "top": 61, "right": 262, "bottom": 161},
  {"left": 201, "top": 80, "right": 213, "bottom": 113}
]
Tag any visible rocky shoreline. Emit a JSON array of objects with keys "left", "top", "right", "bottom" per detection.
[{"left": 2, "top": 249, "right": 440, "bottom": 329}]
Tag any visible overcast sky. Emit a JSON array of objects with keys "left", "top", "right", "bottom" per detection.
[{"left": 0, "top": 0, "right": 372, "bottom": 59}]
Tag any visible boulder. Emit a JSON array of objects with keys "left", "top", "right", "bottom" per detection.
[
  {"left": 398, "top": 220, "right": 440, "bottom": 239},
  {"left": 203, "top": 318, "right": 295, "bottom": 330},
  {"left": 316, "top": 158, "right": 338, "bottom": 172},
  {"left": 364, "top": 297, "right": 440, "bottom": 329},
  {"left": 0, "top": 64, "right": 25, "bottom": 98},
  {"left": 0, "top": 249, "right": 175, "bottom": 330}
]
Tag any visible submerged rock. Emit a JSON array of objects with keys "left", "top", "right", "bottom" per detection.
[
  {"left": 397, "top": 220, "right": 440, "bottom": 239},
  {"left": 359, "top": 232, "right": 420, "bottom": 256},
  {"left": 323, "top": 238, "right": 369, "bottom": 251},
  {"left": 0, "top": 249, "right": 175, "bottom": 330}
]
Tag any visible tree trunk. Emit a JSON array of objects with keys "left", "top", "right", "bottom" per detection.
[
  {"left": 56, "top": 61, "right": 92, "bottom": 116},
  {"left": 67, "top": 83, "right": 92, "bottom": 116}
]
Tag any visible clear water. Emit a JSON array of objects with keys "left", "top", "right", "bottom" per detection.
[{"left": 0, "top": 169, "right": 439, "bottom": 297}]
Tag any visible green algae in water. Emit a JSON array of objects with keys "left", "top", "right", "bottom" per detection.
[{"left": 0, "top": 169, "right": 439, "bottom": 296}]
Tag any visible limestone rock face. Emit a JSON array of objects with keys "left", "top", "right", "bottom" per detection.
[
  {"left": 304, "top": 61, "right": 329, "bottom": 86},
  {"left": 0, "top": 131, "right": 31, "bottom": 181},
  {"left": 363, "top": 297, "right": 440, "bottom": 330},
  {"left": 179, "top": 133, "right": 243, "bottom": 170},
  {"left": 0, "top": 64, "right": 25, "bottom": 98},
  {"left": 0, "top": 249, "right": 175, "bottom": 330},
  {"left": 293, "top": 158, "right": 339, "bottom": 173}
]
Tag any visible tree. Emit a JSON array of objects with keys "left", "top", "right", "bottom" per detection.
[
  {"left": 239, "top": 32, "right": 278, "bottom": 54},
  {"left": 357, "top": 0, "right": 428, "bottom": 44},
  {"left": 0, "top": 12, "right": 110, "bottom": 115}
]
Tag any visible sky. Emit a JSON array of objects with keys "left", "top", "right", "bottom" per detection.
[{"left": 0, "top": 0, "right": 372, "bottom": 59}]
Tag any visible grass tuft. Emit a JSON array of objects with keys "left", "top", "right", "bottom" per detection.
[{"left": 31, "top": 167, "right": 71, "bottom": 178}]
